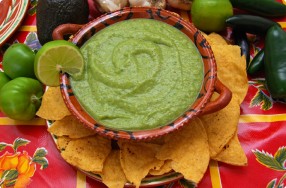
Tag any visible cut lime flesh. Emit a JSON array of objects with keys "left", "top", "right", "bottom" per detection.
[{"left": 35, "top": 40, "right": 84, "bottom": 86}]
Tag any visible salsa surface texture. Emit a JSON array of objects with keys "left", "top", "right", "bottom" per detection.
[{"left": 71, "top": 19, "right": 204, "bottom": 131}]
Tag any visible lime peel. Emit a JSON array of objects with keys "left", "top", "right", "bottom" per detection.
[
  {"left": 191, "top": 0, "right": 233, "bottom": 33},
  {"left": 34, "top": 40, "right": 84, "bottom": 86}
]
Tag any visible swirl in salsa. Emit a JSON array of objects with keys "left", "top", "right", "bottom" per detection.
[{"left": 70, "top": 19, "right": 204, "bottom": 131}]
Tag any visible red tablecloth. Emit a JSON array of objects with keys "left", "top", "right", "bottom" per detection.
[{"left": 0, "top": 1, "right": 286, "bottom": 188}]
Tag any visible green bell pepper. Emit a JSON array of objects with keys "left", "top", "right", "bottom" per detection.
[
  {"left": 0, "top": 77, "right": 43, "bottom": 120},
  {"left": 264, "top": 25, "right": 286, "bottom": 99}
]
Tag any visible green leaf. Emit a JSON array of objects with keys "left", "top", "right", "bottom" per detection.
[
  {"left": 253, "top": 149, "right": 285, "bottom": 171},
  {"left": 32, "top": 156, "right": 49, "bottom": 170},
  {"left": 0, "top": 142, "right": 8, "bottom": 152},
  {"left": 30, "top": 0, "right": 38, "bottom": 6},
  {"left": 274, "top": 147, "right": 286, "bottom": 166},
  {"left": 257, "top": 84, "right": 267, "bottom": 90},
  {"left": 261, "top": 94, "right": 273, "bottom": 110},
  {"left": 258, "top": 79, "right": 266, "bottom": 85},
  {"left": 28, "top": 0, "right": 38, "bottom": 15},
  {"left": 33, "top": 147, "right": 48, "bottom": 158},
  {"left": 5, "top": 179, "right": 17, "bottom": 187},
  {"left": 1, "top": 170, "right": 18, "bottom": 181},
  {"left": 250, "top": 90, "right": 263, "bottom": 106},
  {"left": 250, "top": 78, "right": 265, "bottom": 86},
  {"left": 28, "top": 7, "right": 37, "bottom": 15},
  {"left": 266, "top": 179, "right": 276, "bottom": 188},
  {"left": 13, "top": 138, "right": 30, "bottom": 151},
  {"left": 250, "top": 90, "right": 273, "bottom": 110}
]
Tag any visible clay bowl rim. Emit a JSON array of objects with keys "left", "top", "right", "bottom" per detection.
[{"left": 59, "top": 7, "right": 224, "bottom": 140}]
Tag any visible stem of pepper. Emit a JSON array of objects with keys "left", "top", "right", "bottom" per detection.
[{"left": 30, "top": 94, "right": 40, "bottom": 103}]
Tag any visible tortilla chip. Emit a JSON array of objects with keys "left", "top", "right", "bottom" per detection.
[
  {"left": 56, "top": 136, "right": 72, "bottom": 151},
  {"left": 213, "top": 133, "right": 248, "bottom": 166},
  {"left": 145, "top": 136, "right": 166, "bottom": 145},
  {"left": 36, "top": 86, "right": 71, "bottom": 120},
  {"left": 149, "top": 159, "right": 172, "bottom": 176},
  {"left": 200, "top": 96, "right": 240, "bottom": 158},
  {"left": 101, "top": 150, "right": 127, "bottom": 188},
  {"left": 203, "top": 33, "right": 228, "bottom": 46},
  {"left": 119, "top": 142, "right": 164, "bottom": 188},
  {"left": 48, "top": 115, "right": 96, "bottom": 138},
  {"left": 61, "top": 135, "right": 111, "bottom": 172},
  {"left": 207, "top": 37, "right": 248, "bottom": 104},
  {"left": 200, "top": 33, "right": 248, "bottom": 163},
  {"left": 156, "top": 117, "right": 210, "bottom": 184}
]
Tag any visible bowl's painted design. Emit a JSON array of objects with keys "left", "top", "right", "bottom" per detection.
[
  {"left": 56, "top": 7, "right": 232, "bottom": 140},
  {"left": 0, "top": 0, "right": 29, "bottom": 46}
]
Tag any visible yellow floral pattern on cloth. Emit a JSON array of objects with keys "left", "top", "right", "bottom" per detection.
[{"left": 0, "top": 138, "right": 48, "bottom": 188}]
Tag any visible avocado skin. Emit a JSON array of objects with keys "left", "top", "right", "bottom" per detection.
[{"left": 36, "top": 0, "right": 89, "bottom": 45}]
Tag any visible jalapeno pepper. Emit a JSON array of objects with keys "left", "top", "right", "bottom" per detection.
[
  {"left": 264, "top": 25, "right": 286, "bottom": 99},
  {"left": 230, "top": 0, "right": 286, "bottom": 17},
  {"left": 232, "top": 28, "right": 250, "bottom": 65},
  {"left": 225, "top": 15, "right": 280, "bottom": 35},
  {"left": 247, "top": 49, "right": 264, "bottom": 76}
]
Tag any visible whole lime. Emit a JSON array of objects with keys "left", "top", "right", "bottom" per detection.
[
  {"left": 191, "top": 0, "right": 233, "bottom": 33},
  {"left": 2, "top": 43, "right": 36, "bottom": 79}
]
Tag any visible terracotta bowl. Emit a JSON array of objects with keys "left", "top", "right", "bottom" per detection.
[{"left": 53, "top": 7, "right": 232, "bottom": 140}]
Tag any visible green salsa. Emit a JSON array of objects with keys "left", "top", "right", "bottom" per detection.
[{"left": 70, "top": 19, "right": 204, "bottom": 131}]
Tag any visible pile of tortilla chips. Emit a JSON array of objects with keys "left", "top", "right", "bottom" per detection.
[{"left": 36, "top": 33, "right": 248, "bottom": 188}]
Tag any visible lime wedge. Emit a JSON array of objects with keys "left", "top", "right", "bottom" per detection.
[{"left": 34, "top": 40, "right": 84, "bottom": 86}]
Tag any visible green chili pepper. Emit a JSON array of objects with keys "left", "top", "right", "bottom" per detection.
[
  {"left": 232, "top": 28, "right": 250, "bottom": 65},
  {"left": 230, "top": 0, "right": 286, "bottom": 17},
  {"left": 247, "top": 49, "right": 264, "bottom": 76},
  {"left": 225, "top": 15, "right": 280, "bottom": 35},
  {"left": 264, "top": 25, "right": 286, "bottom": 99}
]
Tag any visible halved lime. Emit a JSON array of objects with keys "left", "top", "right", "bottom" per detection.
[{"left": 34, "top": 40, "right": 84, "bottom": 86}]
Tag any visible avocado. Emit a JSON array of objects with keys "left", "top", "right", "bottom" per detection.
[{"left": 36, "top": 0, "right": 89, "bottom": 45}]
